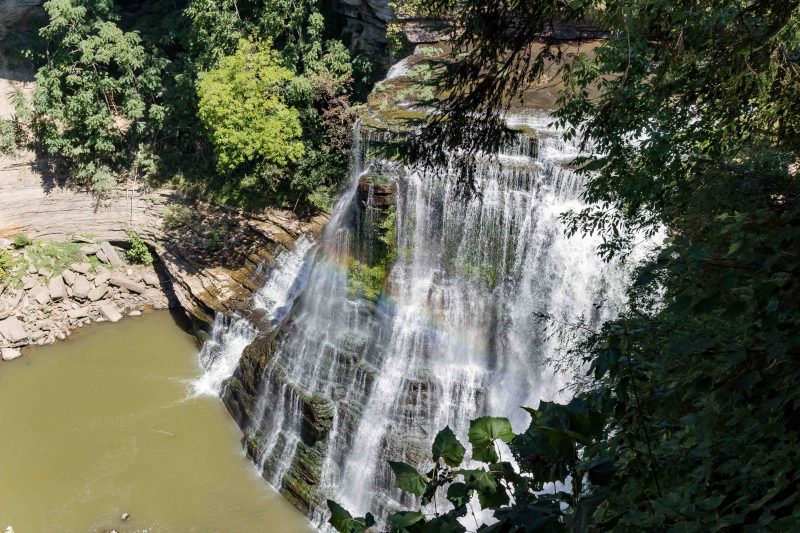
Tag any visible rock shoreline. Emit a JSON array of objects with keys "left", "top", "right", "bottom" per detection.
[{"left": 0, "top": 237, "right": 169, "bottom": 360}]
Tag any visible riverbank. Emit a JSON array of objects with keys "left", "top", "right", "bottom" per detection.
[{"left": 0, "top": 236, "right": 170, "bottom": 360}]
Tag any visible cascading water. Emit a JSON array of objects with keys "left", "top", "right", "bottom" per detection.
[
  {"left": 193, "top": 235, "right": 316, "bottom": 397},
  {"left": 226, "top": 111, "right": 636, "bottom": 526}
]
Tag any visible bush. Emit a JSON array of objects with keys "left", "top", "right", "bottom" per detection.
[
  {"left": 0, "top": 250, "right": 13, "bottom": 282},
  {"left": 125, "top": 230, "right": 153, "bottom": 265},
  {"left": 163, "top": 205, "right": 197, "bottom": 230},
  {"left": 13, "top": 234, "right": 33, "bottom": 248}
]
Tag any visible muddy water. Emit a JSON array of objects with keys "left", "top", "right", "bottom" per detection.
[{"left": 0, "top": 312, "right": 310, "bottom": 532}]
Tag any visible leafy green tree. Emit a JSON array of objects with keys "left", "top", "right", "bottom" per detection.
[
  {"left": 352, "top": 0, "right": 800, "bottom": 530},
  {"left": 33, "top": 0, "right": 164, "bottom": 193},
  {"left": 197, "top": 38, "right": 305, "bottom": 175}
]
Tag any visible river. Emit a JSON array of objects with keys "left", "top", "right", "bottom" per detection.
[{"left": 0, "top": 312, "right": 310, "bottom": 532}]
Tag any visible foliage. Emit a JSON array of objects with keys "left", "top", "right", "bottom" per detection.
[
  {"left": 0, "top": 250, "right": 13, "bottom": 282},
  {"left": 124, "top": 230, "right": 153, "bottom": 265},
  {"left": 330, "top": 404, "right": 611, "bottom": 532},
  {"left": 25, "top": 0, "right": 367, "bottom": 207},
  {"left": 347, "top": 259, "right": 387, "bottom": 302},
  {"left": 32, "top": 0, "right": 164, "bottom": 194},
  {"left": 162, "top": 205, "right": 197, "bottom": 230},
  {"left": 197, "top": 39, "right": 304, "bottom": 177},
  {"left": 13, "top": 234, "right": 33, "bottom": 248},
  {"left": 26, "top": 241, "right": 84, "bottom": 276},
  {"left": 346, "top": 0, "right": 800, "bottom": 530}
]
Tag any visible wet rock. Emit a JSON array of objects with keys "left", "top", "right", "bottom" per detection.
[
  {"left": 1, "top": 346, "right": 21, "bottom": 360},
  {"left": 48, "top": 275, "right": 65, "bottom": 300},
  {"left": 109, "top": 275, "right": 147, "bottom": 294},
  {"left": 142, "top": 272, "right": 159, "bottom": 287},
  {"left": 0, "top": 316, "right": 27, "bottom": 343},
  {"left": 72, "top": 275, "right": 92, "bottom": 300},
  {"left": 100, "top": 241, "right": 124, "bottom": 266},
  {"left": 99, "top": 303, "right": 122, "bottom": 323},
  {"left": 121, "top": 513, "right": 130, "bottom": 521},
  {"left": 88, "top": 284, "right": 108, "bottom": 302},
  {"left": 61, "top": 269, "right": 76, "bottom": 286}
]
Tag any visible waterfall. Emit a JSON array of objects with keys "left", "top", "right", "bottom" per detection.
[
  {"left": 192, "top": 235, "right": 317, "bottom": 397},
  {"left": 225, "top": 112, "right": 636, "bottom": 525}
]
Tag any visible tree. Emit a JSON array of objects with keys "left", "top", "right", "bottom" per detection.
[
  {"left": 33, "top": 0, "right": 164, "bottom": 193},
  {"left": 196, "top": 38, "right": 305, "bottom": 175}
]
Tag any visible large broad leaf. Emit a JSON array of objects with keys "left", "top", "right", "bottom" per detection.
[
  {"left": 458, "top": 468, "right": 498, "bottom": 493},
  {"left": 432, "top": 426, "right": 466, "bottom": 467},
  {"left": 389, "top": 461, "right": 429, "bottom": 497},
  {"left": 468, "top": 417, "right": 514, "bottom": 463},
  {"left": 419, "top": 516, "right": 467, "bottom": 532},
  {"left": 389, "top": 511, "right": 425, "bottom": 530},
  {"left": 327, "top": 500, "right": 374, "bottom": 533},
  {"left": 446, "top": 482, "right": 472, "bottom": 507}
]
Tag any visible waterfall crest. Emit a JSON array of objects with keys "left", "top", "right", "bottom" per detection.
[{"left": 219, "top": 113, "right": 634, "bottom": 525}]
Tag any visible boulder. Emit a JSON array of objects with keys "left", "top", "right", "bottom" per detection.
[
  {"left": 0, "top": 237, "right": 11, "bottom": 249},
  {"left": 1, "top": 347, "right": 21, "bottom": 361},
  {"left": 72, "top": 275, "right": 92, "bottom": 300},
  {"left": 94, "top": 271, "right": 111, "bottom": 286},
  {"left": 80, "top": 244, "right": 101, "bottom": 255},
  {"left": 38, "top": 268, "right": 52, "bottom": 279},
  {"left": 88, "top": 284, "right": 108, "bottom": 302},
  {"left": 71, "top": 262, "right": 91, "bottom": 274},
  {"left": 61, "top": 269, "right": 76, "bottom": 286},
  {"left": 100, "top": 241, "right": 124, "bottom": 266},
  {"left": 21, "top": 276, "right": 36, "bottom": 290},
  {"left": 48, "top": 275, "right": 65, "bottom": 300},
  {"left": 96, "top": 248, "right": 108, "bottom": 263},
  {"left": 31, "top": 285, "right": 50, "bottom": 305},
  {"left": 67, "top": 307, "right": 89, "bottom": 319},
  {"left": 109, "top": 275, "right": 148, "bottom": 294},
  {"left": 0, "top": 317, "right": 27, "bottom": 343},
  {"left": 142, "top": 272, "right": 160, "bottom": 287},
  {"left": 99, "top": 303, "right": 122, "bottom": 323},
  {"left": 27, "top": 263, "right": 36, "bottom": 274}
]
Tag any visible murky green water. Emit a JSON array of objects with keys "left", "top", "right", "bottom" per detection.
[{"left": 0, "top": 312, "right": 310, "bottom": 532}]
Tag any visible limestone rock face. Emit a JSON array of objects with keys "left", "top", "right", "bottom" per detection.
[
  {"left": 328, "top": 0, "right": 395, "bottom": 67},
  {"left": 0, "top": 0, "right": 44, "bottom": 41}
]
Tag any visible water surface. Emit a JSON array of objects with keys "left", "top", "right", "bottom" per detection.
[{"left": 0, "top": 312, "right": 310, "bottom": 532}]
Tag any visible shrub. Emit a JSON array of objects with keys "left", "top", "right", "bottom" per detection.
[
  {"left": 13, "top": 234, "right": 33, "bottom": 248},
  {"left": 163, "top": 205, "right": 197, "bottom": 230},
  {"left": 125, "top": 230, "right": 153, "bottom": 265},
  {"left": 0, "top": 250, "right": 13, "bottom": 282}
]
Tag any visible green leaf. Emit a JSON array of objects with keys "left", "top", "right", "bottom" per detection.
[
  {"left": 458, "top": 468, "right": 498, "bottom": 493},
  {"left": 327, "top": 500, "right": 370, "bottom": 533},
  {"left": 432, "top": 426, "right": 466, "bottom": 467},
  {"left": 389, "top": 511, "right": 425, "bottom": 530},
  {"left": 446, "top": 482, "right": 472, "bottom": 507},
  {"left": 389, "top": 461, "right": 429, "bottom": 497},
  {"left": 468, "top": 417, "right": 514, "bottom": 463}
]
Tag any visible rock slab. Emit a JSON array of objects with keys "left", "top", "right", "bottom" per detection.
[{"left": 0, "top": 316, "right": 27, "bottom": 343}]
